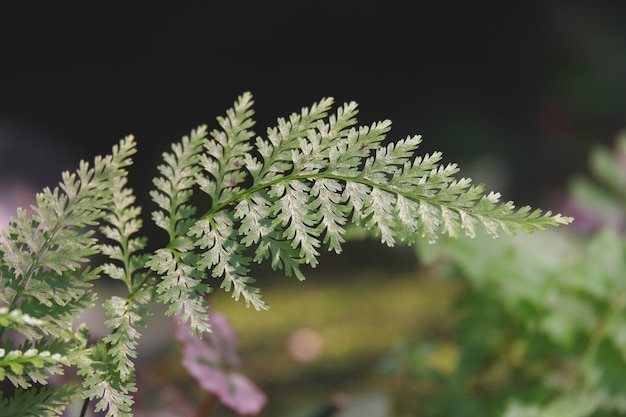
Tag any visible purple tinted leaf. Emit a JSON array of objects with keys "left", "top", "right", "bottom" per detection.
[
  {"left": 215, "top": 372, "right": 267, "bottom": 415},
  {"left": 175, "top": 311, "right": 267, "bottom": 415}
]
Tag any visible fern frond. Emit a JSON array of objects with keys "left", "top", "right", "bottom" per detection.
[
  {"left": 189, "top": 212, "right": 265, "bottom": 310},
  {"left": 0, "top": 136, "right": 136, "bottom": 332},
  {"left": 78, "top": 308, "right": 144, "bottom": 416},
  {"left": 251, "top": 95, "right": 335, "bottom": 183},
  {"left": 197, "top": 91, "right": 256, "bottom": 205},
  {"left": 0, "top": 136, "right": 138, "bottom": 416},
  {"left": 0, "top": 384, "right": 81, "bottom": 417},
  {"left": 84, "top": 153, "right": 154, "bottom": 416},
  {"left": 150, "top": 126, "right": 207, "bottom": 240},
  {"left": 99, "top": 182, "right": 148, "bottom": 285},
  {"left": 0, "top": 136, "right": 136, "bottom": 342},
  {"left": 147, "top": 126, "right": 212, "bottom": 335},
  {"left": 0, "top": 339, "right": 72, "bottom": 389},
  {"left": 0, "top": 307, "right": 44, "bottom": 329},
  {"left": 78, "top": 343, "right": 135, "bottom": 417},
  {"left": 149, "top": 92, "right": 572, "bottom": 333}
]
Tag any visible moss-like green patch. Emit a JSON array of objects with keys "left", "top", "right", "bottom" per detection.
[{"left": 209, "top": 262, "right": 460, "bottom": 416}]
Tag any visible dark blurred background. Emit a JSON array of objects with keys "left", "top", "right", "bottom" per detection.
[{"left": 2, "top": 0, "right": 625, "bottom": 216}]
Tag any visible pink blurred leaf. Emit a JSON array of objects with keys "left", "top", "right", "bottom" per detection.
[{"left": 175, "top": 311, "right": 267, "bottom": 415}]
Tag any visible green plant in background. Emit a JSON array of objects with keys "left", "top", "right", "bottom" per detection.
[
  {"left": 0, "top": 92, "right": 570, "bottom": 417},
  {"left": 382, "top": 132, "right": 626, "bottom": 417}
]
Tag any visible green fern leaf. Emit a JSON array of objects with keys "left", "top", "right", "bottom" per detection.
[
  {"left": 149, "top": 92, "right": 572, "bottom": 335},
  {"left": 0, "top": 339, "right": 72, "bottom": 389},
  {"left": 83, "top": 154, "right": 154, "bottom": 416},
  {"left": 0, "top": 384, "right": 81, "bottom": 417},
  {"left": 78, "top": 343, "right": 135, "bottom": 417},
  {"left": 0, "top": 136, "right": 139, "bottom": 416},
  {"left": 147, "top": 126, "right": 211, "bottom": 335},
  {"left": 148, "top": 248, "right": 210, "bottom": 335},
  {"left": 0, "top": 136, "right": 136, "bottom": 332}
]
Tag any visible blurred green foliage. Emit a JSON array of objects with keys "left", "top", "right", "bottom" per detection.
[{"left": 382, "top": 133, "right": 626, "bottom": 416}]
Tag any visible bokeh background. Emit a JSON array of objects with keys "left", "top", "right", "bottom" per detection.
[{"left": 1, "top": 1, "right": 625, "bottom": 416}]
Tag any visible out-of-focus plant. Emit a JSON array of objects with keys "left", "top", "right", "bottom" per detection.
[{"left": 383, "top": 132, "right": 626, "bottom": 416}]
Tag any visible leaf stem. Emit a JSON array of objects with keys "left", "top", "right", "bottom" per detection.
[{"left": 79, "top": 398, "right": 90, "bottom": 417}]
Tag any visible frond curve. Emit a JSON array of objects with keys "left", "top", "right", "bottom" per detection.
[{"left": 149, "top": 92, "right": 573, "bottom": 331}]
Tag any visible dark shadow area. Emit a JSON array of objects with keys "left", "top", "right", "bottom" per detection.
[{"left": 3, "top": 1, "right": 625, "bottom": 208}]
